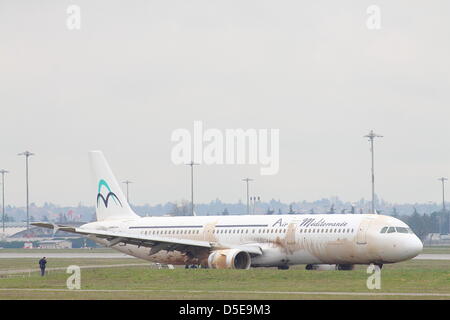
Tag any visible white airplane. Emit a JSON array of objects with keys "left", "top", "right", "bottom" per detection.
[{"left": 33, "top": 151, "right": 423, "bottom": 270}]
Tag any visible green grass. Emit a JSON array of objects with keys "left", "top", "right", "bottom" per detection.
[
  {"left": 0, "top": 258, "right": 449, "bottom": 299},
  {"left": 422, "top": 246, "right": 450, "bottom": 254}
]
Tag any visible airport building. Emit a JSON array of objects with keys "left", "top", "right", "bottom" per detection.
[{"left": 38, "top": 240, "right": 72, "bottom": 249}]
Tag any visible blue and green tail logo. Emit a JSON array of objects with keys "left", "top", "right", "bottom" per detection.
[{"left": 97, "top": 179, "right": 122, "bottom": 208}]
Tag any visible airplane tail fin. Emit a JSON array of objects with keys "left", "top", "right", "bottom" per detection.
[{"left": 89, "top": 151, "right": 139, "bottom": 221}]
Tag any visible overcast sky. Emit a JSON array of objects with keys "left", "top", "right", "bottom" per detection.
[{"left": 1, "top": 0, "right": 449, "bottom": 207}]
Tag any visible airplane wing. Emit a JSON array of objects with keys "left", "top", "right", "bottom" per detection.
[{"left": 31, "top": 223, "right": 262, "bottom": 256}]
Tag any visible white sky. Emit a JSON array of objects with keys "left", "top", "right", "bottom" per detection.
[{"left": 1, "top": 0, "right": 449, "bottom": 206}]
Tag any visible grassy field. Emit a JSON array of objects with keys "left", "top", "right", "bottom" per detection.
[
  {"left": 0, "top": 257, "right": 448, "bottom": 299},
  {"left": 422, "top": 246, "right": 450, "bottom": 254}
]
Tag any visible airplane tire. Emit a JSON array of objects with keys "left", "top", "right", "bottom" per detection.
[{"left": 277, "top": 265, "right": 289, "bottom": 270}]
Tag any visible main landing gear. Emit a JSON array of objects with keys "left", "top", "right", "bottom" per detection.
[{"left": 277, "top": 265, "right": 289, "bottom": 270}]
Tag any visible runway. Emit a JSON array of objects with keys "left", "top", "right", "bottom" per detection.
[
  {"left": 413, "top": 254, "right": 450, "bottom": 260},
  {"left": 0, "top": 253, "right": 448, "bottom": 260},
  {"left": 0, "top": 252, "right": 132, "bottom": 259},
  {"left": 0, "top": 263, "right": 146, "bottom": 276}
]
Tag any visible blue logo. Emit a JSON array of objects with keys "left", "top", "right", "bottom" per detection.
[{"left": 97, "top": 179, "right": 122, "bottom": 208}]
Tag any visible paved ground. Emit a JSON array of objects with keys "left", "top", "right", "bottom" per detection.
[
  {"left": 0, "top": 252, "right": 449, "bottom": 260},
  {"left": 0, "top": 253, "right": 132, "bottom": 259},
  {"left": 0, "top": 263, "right": 147, "bottom": 276},
  {"left": 413, "top": 254, "right": 450, "bottom": 260}
]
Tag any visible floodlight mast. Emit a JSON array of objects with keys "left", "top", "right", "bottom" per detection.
[
  {"left": 438, "top": 177, "right": 448, "bottom": 234},
  {"left": 364, "top": 131, "right": 383, "bottom": 214},
  {"left": 122, "top": 180, "right": 133, "bottom": 204},
  {"left": 0, "top": 169, "right": 9, "bottom": 233},
  {"left": 242, "top": 178, "right": 254, "bottom": 215},
  {"left": 186, "top": 161, "right": 199, "bottom": 216},
  {"left": 18, "top": 151, "right": 34, "bottom": 230}
]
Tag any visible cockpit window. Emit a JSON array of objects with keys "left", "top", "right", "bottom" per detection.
[
  {"left": 387, "top": 227, "right": 396, "bottom": 233},
  {"left": 381, "top": 226, "right": 414, "bottom": 234},
  {"left": 396, "top": 227, "right": 409, "bottom": 233}
]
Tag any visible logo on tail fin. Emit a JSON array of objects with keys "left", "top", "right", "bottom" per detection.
[{"left": 97, "top": 179, "right": 122, "bottom": 208}]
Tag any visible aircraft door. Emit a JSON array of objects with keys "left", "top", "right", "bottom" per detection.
[
  {"left": 287, "top": 219, "right": 301, "bottom": 245},
  {"left": 356, "top": 218, "right": 372, "bottom": 245}
]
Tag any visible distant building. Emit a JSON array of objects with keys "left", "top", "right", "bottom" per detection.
[
  {"left": 23, "top": 242, "right": 33, "bottom": 249},
  {"left": 424, "top": 233, "right": 450, "bottom": 246},
  {"left": 38, "top": 240, "right": 72, "bottom": 249}
]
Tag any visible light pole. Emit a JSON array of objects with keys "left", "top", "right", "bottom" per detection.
[
  {"left": 364, "top": 130, "right": 383, "bottom": 214},
  {"left": 186, "top": 161, "right": 199, "bottom": 216},
  {"left": 250, "top": 196, "right": 260, "bottom": 214},
  {"left": 438, "top": 177, "right": 447, "bottom": 211},
  {"left": 242, "top": 178, "right": 253, "bottom": 214},
  {"left": 0, "top": 169, "right": 9, "bottom": 233},
  {"left": 438, "top": 177, "right": 447, "bottom": 234},
  {"left": 18, "top": 151, "right": 34, "bottom": 230},
  {"left": 122, "top": 180, "right": 133, "bottom": 204}
]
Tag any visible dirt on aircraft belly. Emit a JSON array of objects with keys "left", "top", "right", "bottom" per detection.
[
  {"left": 303, "top": 234, "right": 382, "bottom": 264},
  {"left": 302, "top": 238, "right": 357, "bottom": 263},
  {"left": 145, "top": 249, "right": 210, "bottom": 265}
]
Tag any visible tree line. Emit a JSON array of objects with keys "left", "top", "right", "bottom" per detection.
[{"left": 393, "top": 209, "right": 450, "bottom": 240}]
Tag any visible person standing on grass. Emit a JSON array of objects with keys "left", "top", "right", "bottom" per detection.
[{"left": 39, "top": 257, "right": 47, "bottom": 276}]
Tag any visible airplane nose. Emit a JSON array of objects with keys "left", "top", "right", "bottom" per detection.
[
  {"left": 403, "top": 236, "right": 423, "bottom": 260},
  {"left": 381, "top": 235, "right": 423, "bottom": 262}
]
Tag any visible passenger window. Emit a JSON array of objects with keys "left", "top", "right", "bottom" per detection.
[{"left": 387, "top": 227, "right": 396, "bottom": 233}]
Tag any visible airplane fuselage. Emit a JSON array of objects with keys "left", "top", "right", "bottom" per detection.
[{"left": 83, "top": 213, "right": 423, "bottom": 268}]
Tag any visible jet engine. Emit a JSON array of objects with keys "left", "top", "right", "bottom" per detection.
[{"left": 207, "top": 249, "right": 251, "bottom": 269}]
